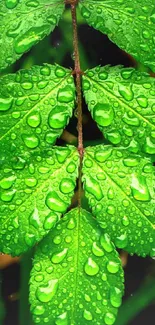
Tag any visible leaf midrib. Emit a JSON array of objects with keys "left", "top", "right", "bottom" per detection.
[
  {"left": 87, "top": 150, "right": 155, "bottom": 230},
  {"left": 85, "top": 74, "right": 155, "bottom": 130}
]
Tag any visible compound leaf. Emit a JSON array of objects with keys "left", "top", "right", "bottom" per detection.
[
  {"left": 82, "top": 66, "right": 155, "bottom": 155},
  {"left": 0, "top": 0, "right": 64, "bottom": 70},
  {"left": 79, "top": 0, "right": 155, "bottom": 72},
  {"left": 82, "top": 145, "right": 155, "bottom": 257},
  {"left": 0, "top": 64, "right": 75, "bottom": 161},
  {"left": 30, "top": 207, "right": 124, "bottom": 325},
  {"left": 0, "top": 145, "right": 79, "bottom": 256}
]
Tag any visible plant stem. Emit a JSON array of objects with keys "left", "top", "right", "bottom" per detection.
[{"left": 70, "top": 1, "right": 84, "bottom": 207}]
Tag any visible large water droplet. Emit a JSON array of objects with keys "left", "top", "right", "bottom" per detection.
[
  {"left": 48, "top": 106, "right": 68, "bottom": 129},
  {"left": 5, "top": 0, "right": 19, "bottom": 9},
  {"left": 110, "top": 287, "right": 122, "bottom": 307},
  {"left": 95, "top": 148, "right": 112, "bottom": 162},
  {"left": 57, "top": 86, "right": 74, "bottom": 103},
  {"left": 22, "top": 134, "right": 39, "bottom": 149},
  {"left": 100, "top": 234, "right": 113, "bottom": 252},
  {"left": 36, "top": 279, "right": 58, "bottom": 302},
  {"left": 143, "top": 137, "right": 155, "bottom": 154},
  {"left": 122, "top": 112, "right": 140, "bottom": 126},
  {"left": 43, "top": 212, "right": 58, "bottom": 230},
  {"left": 0, "top": 98, "right": 13, "bottom": 111},
  {"left": 84, "top": 257, "right": 99, "bottom": 276},
  {"left": 27, "top": 112, "right": 41, "bottom": 128},
  {"left": 115, "top": 233, "right": 128, "bottom": 248},
  {"left": 107, "top": 261, "right": 119, "bottom": 274},
  {"left": 55, "top": 312, "right": 68, "bottom": 325},
  {"left": 131, "top": 174, "right": 151, "bottom": 201},
  {"left": 83, "top": 309, "right": 93, "bottom": 321},
  {"left": 14, "top": 25, "right": 49, "bottom": 54},
  {"left": 84, "top": 176, "right": 102, "bottom": 201},
  {"left": 0, "top": 189, "right": 16, "bottom": 202},
  {"left": 118, "top": 84, "right": 134, "bottom": 101},
  {"left": 29, "top": 208, "right": 40, "bottom": 229},
  {"left": 59, "top": 178, "right": 75, "bottom": 194},
  {"left": 104, "top": 312, "right": 116, "bottom": 325},
  {"left": 0, "top": 175, "right": 16, "bottom": 189},
  {"left": 45, "top": 191, "right": 68, "bottom": 213},
  {"left": 55, "top": 67, "right": 66, "bottom": 78},
  {"left": 51, "top": 248, "right": 68, "bottom": 264},
  {"left": 93, "top": 103, "right": 114, "bottom": 126},
  {"left": 92, "top": 242, "right": 104, "bottom": 257}
]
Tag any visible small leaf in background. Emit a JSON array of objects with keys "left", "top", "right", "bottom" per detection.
[
  {"left": 30, "top": 207, "right": 124, "bottom": 325},
  {"left": 0, "top": 146, "right": 79, "bottom": 256},
  {"left": 0, "top": 0, "right": 64, "bottom": 70},
  {"left": 0, "top": 64, "right": 75, "bottom": 160},
  {"left": 82, "top": 145, "right": 155, "bottom": 257},
  {"left": 82, "top": 66, "right": 155, "bottom": 155},
  {"left": 79, "top": 0, "right": 155, "bottom": 72}
]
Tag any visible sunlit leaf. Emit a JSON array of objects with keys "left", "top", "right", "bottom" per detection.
[
  {"left": 0, "top": 146, "right": 79, "bottom": 256},
  {"left": 30, "top": 207, "right": 124, "bottom": 325},
  {"left": 82, "top": 144, "right": 155, "bottom": 257}
]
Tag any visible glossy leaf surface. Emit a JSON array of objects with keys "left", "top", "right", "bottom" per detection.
[
  {"left": 82, "top": 66, "right": 155, "bottom": 155},
  {"left": 0, "top": 64, "right": 75, "bottom": 161},
  {"left": 0, "top": 146, "right": 79, "bottom": 256},
  {"left": 79, "top": 0, "right": 155, "bottom": 72},
  {"left": 0, "top": 0, "right": 64, "bottom": 70},
  {"left": 30, "top": 207, "right": 124, "bottom": 325},
  {"left": 82, "top": 145, "right": 155, "bottom": 257}
]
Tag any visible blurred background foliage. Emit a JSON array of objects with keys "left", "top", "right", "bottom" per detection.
[{"left": 0, "top": 7, "right": 155, "bottom": 325}]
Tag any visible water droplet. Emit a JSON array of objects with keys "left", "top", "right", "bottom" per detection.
[
  {"left": 55, "top": 66, "right": 66, "bottom": 78},
  {"left": 104, "top": 312, "right": 116, "bottom": 325},
  {"left": 0, "top": 189, "right": 16, "bottom": 202},
  {"left": 5, "top": 0, "right": 19, "bottom": 9},
  {"left": 22, "top": 134, "right": 39, "bottom": 149},
  {"left": 122, "top": 215, "right": 129, "bottom": 226},
  {"left": 0, "top": 97, "right": 13, "bottom": 111},
  {"left": 26, "top": 0, "right": 39, "bottom": 8},
  {"left": 25, "top": 233, "right": 36, "bottom": 246},
  {"left": 36, "top": 279, "right": 58, "bottom": 302},
  {"left": 56, "top": 148, "right": 70, "bottom": 163},
  {"left": 118, "top": 84, "right": 134, "bottom": 101},
  {"left": 84, "top": 257, "right": 99, "bottom": 276},
  {"left": 100, "top": 234, "right": 113, "bottom": 252},
  {"left": 143, "top": 137, "right": 155, "bottom": 154},
  {"left": 93, "top": 103, "right": 114, "bottom": 127},
  {"left": 27, "top": 112, "right": 41, "bottom": 128},
  {"left": 106, "top": 131, "right": 121, "bottom": 144},
  {"left": 81, "top": 6, "right": 91, "bottom": 19},
  {"left": 95, "top": 148, "right": 112, "bottom": 162},
  {"left": 107, "top": 261, "right": 119, "bottom": 274},
  {"left": 67, "top": 217, "right": 76, "bottom": 229},
  {"left": 43, "top": 212, "right": 58, "bottom": 230},
  {"left": 0, "top": 175, "right": 16, "bottom": 189},
  {"left": 51, "top": 248, "right": 68, "bottom": 264},
  {"left": 14, "top": 25, "right": 49, "bottom": 54},
  {"left": 29, "top": 208, "right": 40, "bottom": 229},
  {"left": 107, "top": 205, "right": 115, "bottom": 215},
  {"left": 55, "top": 312, "right": 68, "bottom": 325},
  {"left": 25, "top": 177, "right": 37, "bottom": 187},
  {"left": 115, "top": 234, "right": 128, "bottom": 248},
  {"left": 84, "top": 176, "right": 103, "bottom": 200},
  {"left": 59, "top": 178, "right": 75, "bottom": 194},
  {"left": 48, "top": 106, "right": 68, "bottom": 129},
  {"left": 40, "top": 65, "right": 51, "bottom": 76},
  {"left": 131, "top": 175, "right": 151, "bottom": 201},
  {"left": 57, "top": 86, "right": 74, "bottom": 103},
  {"left": 83, "top": 309, "right": 93, "bottom": 321},
  {"left": 92, "top": 242, "right": 104, "bottom": 257},
  {"left": 45, "top": 191, "right": 68, "bottom": 213},
  {"left": 66, "top": 162, "right": 76, "bottom": 173},
  {"left": 32, "top": 305, "right": 45, "bottom": 316},
  {"left": 122, "top": 112, "right": 140, "bottom": 126},
  {"left": 123, "top": 157, "right": 139, "bottom": 167},
  {"left": 136, "top": 95, "right": 148, "bottom": 108},
  {"left": 110, "top": 287, "right": 122, "bottom": 307}
]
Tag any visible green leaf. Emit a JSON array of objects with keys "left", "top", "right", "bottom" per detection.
[
  {"left": 82, "top": 65, "right": 155, "bottom": 155},
  {"left": 0, "top": 145, "right": 79, "bottom": 256},
  {"left": 0, "top": 64, "right": 75, "bottom": 160},
  {"left": 0, "top": 0, "right": 64, "bottom": 70},
  {"left": 79, "top": 0, "right": 155, "bottom": 72},
  {"left": 82, "top": 144, "right": 155, "bottom": 257},
  {"left": 30, "top": 207, "right": 124, "bottom": 325}
]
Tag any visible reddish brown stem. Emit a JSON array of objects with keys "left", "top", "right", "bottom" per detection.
[{"left": 70, "top": 1, "right": 84, "bottom": 206}]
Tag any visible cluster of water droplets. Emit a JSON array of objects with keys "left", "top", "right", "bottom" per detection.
[
  {"left": 0, "top": 0, "right": 64, "bottom": 69},
  {"left": 30, "top": 208, "right": 124, "bottom": 325},
  {"left": 0, "top": 146, "right": 79, "bottom": 255},
  {"left": 79, "top": 0, "right": 155, "bottom": 72},
  {"left": 82, "top": 65, "right": 155, "bottom": 155},
  {"left": 0, "top": 64, "right": 75, "bottom": 161},
  {"left": 82, "top": 145, "right": 155, "bottom": 257}
]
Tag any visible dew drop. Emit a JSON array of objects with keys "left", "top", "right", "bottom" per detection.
[
  {"left": 0, "top": 97, "right": 13, "bottom": 111},
  {"left": 83, "top": 309, "right": 93, "bottom": 321},
  {"left": 22, "top": 134, "right": 39, "bottom": 149},
  {"left": 95, "top": 148, "right": 112, "bottom": 162},
  {"left": 45, "top": 191, "right": 68, "bottom": 213},
  {"left": 100, "top": 233, "right": 113, "bottom": 252},
  {"left": 67, "top": 217, "right": 76, "bottom": 229},
  {"left": 48, "top": 106, "right": 68, "bottom": 129},
  {"left": 57, "top": 86, "right": 74, "bottom": 103},
  {"left": 32, "top": 305, "right": 45, "bottom": 316},
  {"left": 84, "top": 176, "right": 102, "bottom": 201},
  {"left": 5, "top": 0, "right": 19, "bottom": 9},
  {"left": 36, "top": 279, "right": 58, "bottom": 303},
  {"left": 59, "top": 178, "right": 75, "bottom": 194},
  {"left": 104, "top": 312, "right": 116, "bottom": 325},
  {"left": 84, "top": 257, "right": 99, "bottom": 276},
  {"left": 93, "top": 103, "right": 114, "bottom": 127},
  {"left": 27, "top": 112, "right": 41, "bottom": 128},
  {"left": 131, "top": 175, "right": 151, "bottom": 201},
  {"left": 118, "top": 84, "right": 134, "bottom": 101},
  {"left": 55, "top": 67, "right": 66, "bottom": 78},
  {"left": 107, "top": 261, "right": 119, "bottom": 274},
  {"left": 55, "top": 312, "right": 68, "bottom": 325},
  {"left": 115, "top": 233, "right": 128, "bottom": 248},
  {"left": 0, "top": 189, "right": 16, "bottom": 202},
  {"left": 0, "top": 175, "right": 16, "bottom": 189},
  {"left": 110, "top": 287, "right": 122, "bottom": 307},
  {"left": 29, "top": 208, "right": 40, "bottom": 229},
  {"left": 92, "top": 242, "right": 104, "bottom": 257},
  {"left": 43, "top": 212, "right": 58, "bottom": 230},
  {"left": 51, "top": 248, "right": 68, "bottom": 264}
]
